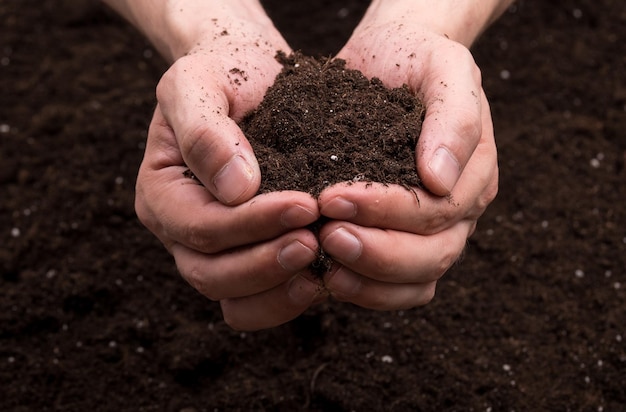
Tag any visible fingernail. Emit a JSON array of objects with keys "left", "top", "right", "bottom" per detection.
[
  {"left": 281, "top": 205, "right": 318, "bottom": 228},
  {"left": 278, "top": 240, "right": 317, "bottom": 272},
  {"left": 323, "top": 228, "right": 362, "bottom": 263},
  {"left": 321, "top": 197, "right": 356, "bottom": 219},
  {"left": 428, "top": 146, "right": 461, "bottom": 194},
  {"left": 325, "top": 267, "right": 362, "bottom": 297},
  {"left": 288, "top": 274, "right": 319, "bottom": 303},
  {"left": 213, "top": 155, "right": 255, "bottom": 204}
]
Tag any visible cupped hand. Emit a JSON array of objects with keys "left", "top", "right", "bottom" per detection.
[
  {"left": 135, "top": 16, "right": 323, "bottom": 330},
  {"left": 317, "top": 21, "right": 499, "bottom": 310},
  {"left": 318, "top": 134, "right": 497, "bottom": 310}
]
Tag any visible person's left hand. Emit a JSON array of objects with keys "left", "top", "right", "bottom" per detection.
[
  {"left": 317, "top": 153, "right": 497, "bottom": 310},
  {"left": 317, "top": 21, "right": 498, "bottom": 310},
  {"left": 134, "top": 7, "right": 324, "bottom": 330}
]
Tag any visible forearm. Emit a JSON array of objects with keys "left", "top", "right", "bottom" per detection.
[
  {"left": 101, "top": 0, "right": 277, "bottom": 62},
  {"left": 360, "top": 0, "right": 516, "bottom": 47}
]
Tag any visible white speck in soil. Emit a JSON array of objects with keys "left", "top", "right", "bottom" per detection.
[{"left": 381, "top": 355, "right": 393, "bottom": 363}]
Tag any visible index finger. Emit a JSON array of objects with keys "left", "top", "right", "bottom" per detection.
[{"left": 318, "top": 182, "right": 459, "bottom": 235}]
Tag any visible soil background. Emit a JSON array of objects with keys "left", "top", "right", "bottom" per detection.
[{"left": 1, "top": 1, "right": 625, "bottom": 411}]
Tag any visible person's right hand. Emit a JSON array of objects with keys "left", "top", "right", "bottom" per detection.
[
  {"left": 134, "top": 4, "right": 323, "bottom": 331},
  {"left": 315, "top": 1, "right": 502, "bottom": 311}
]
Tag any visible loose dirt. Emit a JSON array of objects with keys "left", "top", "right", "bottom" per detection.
[
  {"left": 243, "top": 51, "right": 423, "bottom": 196},
  {"left": 1, "top": 1, "right": 624, "bottom": 411}
]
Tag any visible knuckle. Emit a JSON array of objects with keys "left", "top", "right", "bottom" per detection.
[
  {"left": 432, "top": 244, "right": 463, "bottom": 281},
  {"left": 451, "top": 113, "right": 482, "bottom": 143},
  {"left": 155, "top": 66, "right": 177, "bottom": 105},
  {"left": 422, "top": 206, "right": 457, "bottom": 234},
  {"left": 368, "top": 291, "right": 396, "bottom": 311},
  {"left": 181, "top": 266, "right": 222, "bottom": 302},
  {"left": 479, "top": 177, "right": 499, "bottom": 211},
  {"left": 220, "top": 307, "right": 241, "bottom": 330},
  {"left": 133, "top": 194, "right": 151, "bottom": 229},
  {"left": 183, "top": 224, "right": 221, "bottom": 254},
  {"left": 470, "top": 165, "right": 499, "bottom": 219},
  {"left": 220, "top": 302, "right": 253, "bottom": 332},
  {"left": 134, "top": 184, "right": 163, "bottom": 239},
  {"left": 453, "top": 44, "right": 480, "bottom": 76},
  {"left": 178, "top": 123, "right": 214, "bottom": 161},
  {"left": 416, "top": 282, "right": 437, "bottom": 306}
]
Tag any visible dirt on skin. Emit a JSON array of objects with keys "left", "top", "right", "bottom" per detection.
[{"left": 1, "top": 0, "right": 625, "bottom": 411}]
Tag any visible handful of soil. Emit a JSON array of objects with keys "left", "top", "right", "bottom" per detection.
[
  {"left": 241, "top": 51, "right": 425, "bottom": 197},
  {"left": 239, "top": 52, "right": 425, "bottom": 275}
]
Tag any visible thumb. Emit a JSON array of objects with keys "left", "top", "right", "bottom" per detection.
[
  {"left": 156, "top": 61, "right": 261, "bottom": 205},
  {"left": 414, "top": 49, "right": 484, "bottom": 196},
  {"left": 198, "top": 119, "right": 261, "bottom": 206}
]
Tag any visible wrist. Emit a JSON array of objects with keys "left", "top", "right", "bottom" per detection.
[
  {"left": 358, "top": 0, "right": 514, "bottom": 47},
  {"left": 102, "top": 0, "right": 281, "bottom": 62},
  {"left": 163, "top": 1, "right": 282, "bottom": 61}
]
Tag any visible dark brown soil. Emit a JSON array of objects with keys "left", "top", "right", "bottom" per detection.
[
  {"left": 1, "top": 1, "right": 625, "bottom": 411},
  {"left": 243, "top": 51, "right": 423, "bottom": 196},
  {"left": 240, "top": 51, "right": 424, "bottom": 276}
]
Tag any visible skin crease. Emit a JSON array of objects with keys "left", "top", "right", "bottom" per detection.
[{"left": 102, "top": 0, "right": 514, "bottom": 330}]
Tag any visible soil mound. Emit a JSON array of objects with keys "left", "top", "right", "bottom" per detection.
[{"left": 242, "top": 52, "right": 424, "bottom": 196}]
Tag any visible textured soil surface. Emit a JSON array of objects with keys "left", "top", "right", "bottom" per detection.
[
  {"left": 1, "top": 1, "right": 625, "bottom": 411},
  {"left": 243, "top": 51, "right": 423, "bottom": 196}
]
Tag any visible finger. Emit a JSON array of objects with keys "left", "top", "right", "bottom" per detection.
[
  {"left": 319, "top": 220, "right": 473, "bottom": 284},
  {"left": 145, "top": 173, "right": 319, "bottom": 254},
  {"left": 219, "top": 273, "right": 323, "bottom": 331},
  {"left": 412, "top": 46, "right": 485, "bottom": 195},
  {"left": 319, "top": 182, "right": 463, "bottom": 235},
  {"left": 172, "top": 229, "right": 319, "bottom": 301},
  {"left": 156, "top": 59, "right": 260, "bottom": 205},
  {"left": 324, "top": 266, "right": 438, "bottom": 311},
  {"left": 137, "top": 108, "right": 320, "bottom": 253}
]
